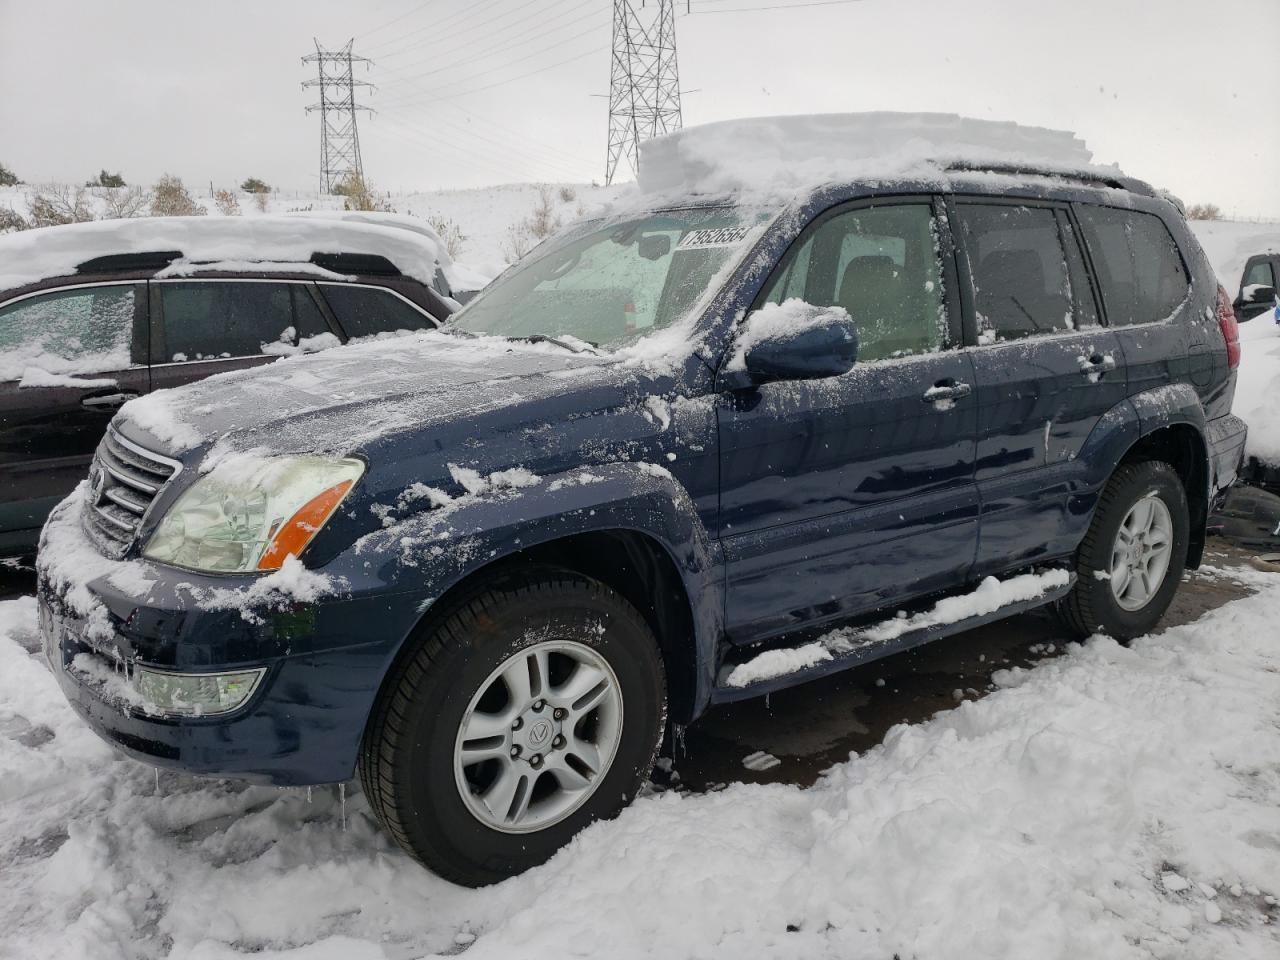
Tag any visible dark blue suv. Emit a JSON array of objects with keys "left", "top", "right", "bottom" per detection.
[{"left": 37, "top": 163, "right": 1246, "bottom": 886}]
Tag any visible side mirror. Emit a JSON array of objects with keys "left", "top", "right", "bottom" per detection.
[
  {"left": 1237, "top": 284, "right": 1278, "bottom": 321},
  {"left": 731, "top": 306, "right": 859, "bottom": 385}
]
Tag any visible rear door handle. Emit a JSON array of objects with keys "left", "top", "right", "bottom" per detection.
[
  {"left": 80, "top": 391, "right": 138, "bottom": 411},
  {"left": 1078, "top": 354, "right": 1117, "bottom": 379},
  {"left": 922, "top": 381, "right": 972, "bottom": 404}
]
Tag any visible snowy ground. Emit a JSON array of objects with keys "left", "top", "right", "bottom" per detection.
[{"left": 3, "top": 565, "right": 1279, "bottom": 960}]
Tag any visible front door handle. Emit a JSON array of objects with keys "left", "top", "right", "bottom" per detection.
[
  {"left": 80, "top": 391, "right": 138, "bottom": 411},
  {"left": 922, "top": 380, "right": 972, "bottom": 405},
  {"left": 1077, "top": 354, "right": 1117, "bottom": 380}
]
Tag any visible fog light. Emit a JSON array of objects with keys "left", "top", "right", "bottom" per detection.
[{"left": 134, "top": 666, "right": 266, "bottom": 717}]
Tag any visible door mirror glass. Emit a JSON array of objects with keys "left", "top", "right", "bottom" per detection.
[
  {"left": 1241, "top": 283, "right": 1277, "bottom": 306},
  {"left": 731, "top": 301, "right": 859, "bottom": 384}
]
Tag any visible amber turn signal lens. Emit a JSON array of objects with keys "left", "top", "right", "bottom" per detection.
[{"left": 257, "top": 479, "right": 355, "bottom": 570}]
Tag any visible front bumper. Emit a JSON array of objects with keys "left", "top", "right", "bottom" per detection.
[{"left": 37, "top": 563, "right": 428, "bottom": 787}]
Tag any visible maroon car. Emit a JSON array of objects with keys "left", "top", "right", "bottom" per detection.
[{"left": 0, "top": 215, "right": 460, "bottom": 555}]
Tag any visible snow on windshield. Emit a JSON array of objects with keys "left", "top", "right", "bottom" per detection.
[{"left": 451, "top": 206, "right": 777, "bottom": 351}]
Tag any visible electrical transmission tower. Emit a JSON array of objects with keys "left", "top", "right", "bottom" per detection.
[
  {"left": 302, "top": 39, "right": 374, "bottom": 194},
  {"left": 606, "top": 1, "right": 682, "bottom": 185}
]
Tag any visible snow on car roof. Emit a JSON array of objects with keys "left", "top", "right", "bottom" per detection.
[
  {"left": 0, "top": 215, "right": 448, "bottom": 295},
  {"left": 637, "top": 111, "right": 1129, "bottom": 199}
]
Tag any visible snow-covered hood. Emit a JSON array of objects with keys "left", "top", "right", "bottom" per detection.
[{"left": 113, "top": 331, "right": 641, "bottom": 465}]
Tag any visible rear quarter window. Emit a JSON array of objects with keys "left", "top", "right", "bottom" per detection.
[
  {"left": 318, "top": 285, "right": 436, "bottom": 339},
  {"left": 1075, "top": 207, "right": 1190, "bottom": 325}
]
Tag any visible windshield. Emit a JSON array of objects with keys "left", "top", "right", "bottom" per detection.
[{"left": 450, "top": 206, "right": 772, "bottom": 349}]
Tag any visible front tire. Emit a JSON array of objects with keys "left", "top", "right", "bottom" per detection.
[
  {"left": 359, "top": 568, "right": 667, "bottom": 887},
  {"left": 1059, "top": 460, "right": 1190, "bottom": 640}
]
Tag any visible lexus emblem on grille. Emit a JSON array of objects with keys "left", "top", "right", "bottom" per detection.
[{"left": 89, "top": 464, "right": 106, "bottom": 502}]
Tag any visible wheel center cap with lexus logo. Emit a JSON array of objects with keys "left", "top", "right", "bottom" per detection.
[{"left": 527, "top": 718, "right": 553, "bottom": 748}]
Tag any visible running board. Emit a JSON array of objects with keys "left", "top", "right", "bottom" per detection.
[{"left": 710, "top": 571, "right": 1076, "bottom": 704}]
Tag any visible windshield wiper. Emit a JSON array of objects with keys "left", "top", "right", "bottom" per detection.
[{"left": 512, "top": 334, "right": 602, "bottom": 356}]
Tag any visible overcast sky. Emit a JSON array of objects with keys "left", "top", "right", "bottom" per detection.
[{"left": 2, "top": 0, "right": 1277, "bottom": 216}]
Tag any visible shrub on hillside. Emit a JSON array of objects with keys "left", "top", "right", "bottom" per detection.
[
  {"left": 426, "top": 214, "right": 466, "bottom": 259},
  {"left": 85, "top": 170, "right": 126, "bottom": 188},
  {"left": 0, "top": 162, "right": 19, "bottom": 187},
  {"left": 1186, "top": 203, "right": 1222, "bottom": 221},
  {"left": 27, "top": 184, "right": 95, "bottom": 228},
  {"left": 0, "top": 208, "right": 28, "bottom": 233},
  {"left": 150, "top": 174, "right": 204, "bottom": 217},
  {"left": 335, "top": 173, "right": 392, "bottom": 212},
  {"left": 558, "top": 185, "right": 576, "bottom": 204},
  {"left": 501, "top": 187, "right": 562, "bottom": 262},
  {"left": 240, "top": 177, "right": 270, "bottom": 194},
  {"left": 214, "top": 189, "right": 241, "bottom": 216}
]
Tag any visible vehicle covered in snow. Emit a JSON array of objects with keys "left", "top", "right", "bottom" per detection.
[
  {"left": 0, "top": 215, "right": 459, "bottom": 554},
  {"left": 36, "top": 114, "right": 1247, "bottom": 886}
]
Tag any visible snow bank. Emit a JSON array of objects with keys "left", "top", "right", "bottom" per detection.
[
  {"left": 639, "top": 112, "right": 1101, "bottom": 197},
  {"left": 1235, "top": 319, "right": 1280, "bottom": 464},
  {"left": 1187, "top": 219, "right": 1280, "bottom": 290},
  {"left": 4, "top": 568, "right": 1280, "bottom": 958},
  {"left": 0, "top": 215, "right": 450, "bottom": 294}
]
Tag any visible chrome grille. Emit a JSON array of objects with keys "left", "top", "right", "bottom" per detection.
[{"left": 83, "top": 426, "right": 182, "bottom": 556}]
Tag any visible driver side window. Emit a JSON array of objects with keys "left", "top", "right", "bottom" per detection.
[{"left": 760, "top": 203, "right": 947, "bottom": 361}]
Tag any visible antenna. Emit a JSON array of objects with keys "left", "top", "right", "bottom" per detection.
[{"left": 303, "top": 39, "right": 375, "bottom": 194}]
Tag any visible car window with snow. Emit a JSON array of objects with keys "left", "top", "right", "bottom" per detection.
[
  {"left": 956, "top": 203, "right": 1077, "bottom": 342},
  {"left": 0, "top": 284, "right": 137, "bottom": 381},
  {"left": 1075, "top": 206, "right": 1190, "bottom": 325},
  {"left": 157, "top": 281, "right": 295, "bottom": 361},
  {"left": 449, "top": 207, "right": 770, "bottom": 349},
  {"left": 758, "top": 202, "right": 946, "bottom": 361},
  {"left": 317, "top": 284, "right": 435, "bottom": 337}
]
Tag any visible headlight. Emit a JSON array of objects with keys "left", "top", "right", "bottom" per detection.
[
  {"left": 143, "top": 456, "right": 364, "bottom": 573},
  {"left": 135, "top": 666, "right": 266, "bottom": 717}
]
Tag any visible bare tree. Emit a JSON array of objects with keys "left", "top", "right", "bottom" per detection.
[
  {"left": 558, "top": 185, "right": 577, "bottom": 204},
  {"left": 96, "top": 185, "right": 150, "bottom": 219},
  {"left": 214, "top": 189, "right": 241, "bottom": 216},
  {"left": 27, "top": 184, "right": 95, "bottom": 227},
  {"left": 1186, "top": 203, "right": 1223, "bottom": 221},
  {"left": 252, "top": 190, "right": 269, "bottom": 213},
  {"left": 426, "top": 214, "right": 466, "bottom": 259},
  {"left": 501, "top": 187, "right": 562, "bottom": 262},
  {"left": 150, "top": 174, "right": 205, "bottom": 217}
]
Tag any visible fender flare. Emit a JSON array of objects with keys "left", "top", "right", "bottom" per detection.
[{"left": 354, "top": 460, "right": 724, "bottom": 716}]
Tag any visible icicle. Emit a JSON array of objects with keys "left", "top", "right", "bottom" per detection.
[
  {"left": 154, "top": 768, "right": 159, "bottom": 793},
  {"left": 673, "top": 723, "right": 686, "bottom": 759},
  {"left": 339, "top": 782, "right": 346, "bottom": 832},
  {"left": 765, "top": 693, "right": 771, "bottom": 711},
  {"left": 306, "top": 786, "right": 312, "bottom": 804}
]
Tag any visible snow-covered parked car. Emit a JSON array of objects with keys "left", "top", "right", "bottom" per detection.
[
  {"left": 1233, "top": 251, "right": 1280, "bottom": 323},
  {"left": 0, "top": 215, "right": 460, "bottom": 555},
  {"left": 36, "top": 114, "right": 1247, "bottom": 887}
]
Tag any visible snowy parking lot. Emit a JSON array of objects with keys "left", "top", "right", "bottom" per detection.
[{"left": 3, "top": 556, "right": 1279, "bottom": 959}]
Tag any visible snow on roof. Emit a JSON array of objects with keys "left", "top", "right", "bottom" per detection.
[
  {"left": 0, "top": 215, "right": 448, "bottom": 294},
  {"left": 286, "top": 209, "right": 493, "bottom": 292},
  {"left": 637, "top": 111, "right": 1112, "bottom": 198}
]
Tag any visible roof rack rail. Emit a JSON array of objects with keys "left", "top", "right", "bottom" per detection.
[
  {"left": 76, "top": 251, "right": 182, "bottom": 274},
  {"left": 943, "top": 160, "right": 1155, "bottom": 197},
  {"left": 310, "top": 252, "right": 401, "bottom": 277}
]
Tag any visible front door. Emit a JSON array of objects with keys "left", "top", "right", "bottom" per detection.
[
  {"left": 950, "top": 200, "right": 1128, "bottom": 573},
  {"left": 718, "top": 199, "right": 979, "bottom": 645},
  {"left": 0, "top": 281, "right": 148, "bottom": 549}
]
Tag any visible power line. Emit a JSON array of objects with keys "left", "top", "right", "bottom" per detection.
[
  {"left": 302, "top": 39, "right": 375, "bottom": 194},
  {"left": 363, "top": 0, "right": 509, "bottom": 57},
  {"left": 685, "top": 0, "right": 867, "bottom": 14},
  {"left": 355, "top": 1, "right": 444, "bottom": 41}
]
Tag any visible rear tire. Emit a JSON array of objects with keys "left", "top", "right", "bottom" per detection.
[
  {"left": 359, "top": 567, "right": 667, "bottom": 887},
  {"left": 1059, "top": 460, "right": 1190, "bottom": 640}
]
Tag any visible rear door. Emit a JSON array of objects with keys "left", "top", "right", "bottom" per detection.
[
  {"left": 0, "top": 281, "right": 148, "bottom": 547},
  {"left": 149, "top": 279, "right": 336, "bottom": 393},
  {"left": 718, "top": 198, "right": 979, "bottom": 644},
  {"left": 950, "top": 199, "right": 1127, "bottom": 573}
]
